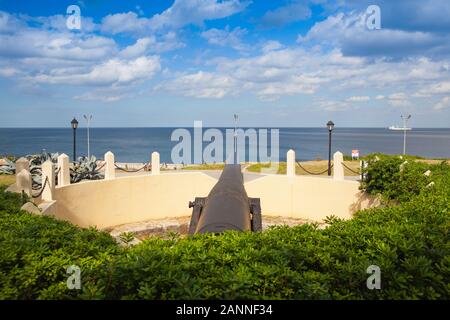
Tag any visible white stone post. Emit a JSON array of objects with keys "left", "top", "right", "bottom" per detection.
[
  {"left": 15, "top": 157, "right": 29, "bottom": 173},
  {"left": 104, "top": 151, "right": 115, "bottom": 180},
  {"left": 360, "top": 160, "right": 368, "bottom": 181},
  {"left": 15, "top": 157, "right": 29, "bottom": 186},
  {"left": 333, "top": 151, "right": 344, "bottom": 181},
  {"left": 17, "top": 169, "right": 32, "bottom": 196},
  {"left": 287, "top": 149, "right": 295, "bottom": 177},
  {"left": 400, "top": 160, "right": 408, "bottom": 172},
  {"left": 57, "top": 153, "right": 70, "bottom": 186},
  {"left": 41, "top": 160, "right": 55, "bottom": 201},
  {"left": 152, "top": 152, "right": 160, "bottom": 175}
]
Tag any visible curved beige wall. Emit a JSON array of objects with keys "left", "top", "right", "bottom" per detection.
[
  {"left": 54, "top": 172, "right": 217, "bottom": 228},
  {"left": 54, "top": 173, "right": 375, "bottom": 229},
  {"left": 244, "top": 175, "right": 374, "bottom": 222}
]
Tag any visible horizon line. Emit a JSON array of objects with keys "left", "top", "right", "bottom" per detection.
[{"left": 0, "top": 126, "right": 450, "bottom": 129}]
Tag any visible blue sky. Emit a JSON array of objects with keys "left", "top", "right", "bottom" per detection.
[{"left": 0, "top": 0, "right": 450, "bottom": 127}]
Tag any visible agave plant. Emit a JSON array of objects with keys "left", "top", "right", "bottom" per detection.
[
  {"left": 1, "top": 151, "right": 59, "bottom": 188},
  {"left": 26, "top": 152, "right": 59, "bottom": 189},
  {"left": 1, "top": 152, "right": 104, "bottom": 188},
  {"left": 0, "top": 158, "right": 15, "bottom": 175},
  {"left": 70, "top": 156, "right": 104, "bottom": 183},
  {"left": 27, "top": 152, "right": 58, "bottom": 166},
  {"left": 1, "top": 152, "right": 59, "bottom": 188}
]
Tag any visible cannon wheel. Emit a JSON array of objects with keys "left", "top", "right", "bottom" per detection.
[
  {"left": 188, "top": 197, "right": 206, "bottom": 235},
  {"left": 188, "top": 197, "right": 262, "bottom": 234},
  {"left": 249, "top": 198, "right": 262, "bottom": 232}
]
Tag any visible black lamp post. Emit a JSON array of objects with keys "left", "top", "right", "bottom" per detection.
[
  {"left": 327, "top": 120, "right": 335, "bottom": 176},
  {"left": 71, "top": 117, "right": 79, "bottom": 162}
]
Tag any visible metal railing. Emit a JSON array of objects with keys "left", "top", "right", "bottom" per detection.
[
  {"left": 31, "top": 176, "right": 49, "bottom": 199},
  {"left": 113, "top": 162, "right": 151, "bottom": 173},
  {"left": 296, "top": 161, "right": 333, "bottom": 175},
  {"left": 342, "top": 162, "right": 361, "bottom": 175}
]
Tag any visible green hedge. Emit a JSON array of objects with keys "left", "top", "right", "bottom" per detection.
[
  {"left": 0, "top": 156, "right": 449, "bottom": 299},
  {"left": 0, "top": 190, "right": 119, "bottom": 299},
  {"left": 361, "top": 156, "right": 448, "bottom": 202}
]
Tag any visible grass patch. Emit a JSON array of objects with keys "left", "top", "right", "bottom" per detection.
[
  {"left": 0, "top": 174, "right": 15, "bottom": 187},
  {"left": 182, "top": 163, "right": 225, "bottom": 170}
]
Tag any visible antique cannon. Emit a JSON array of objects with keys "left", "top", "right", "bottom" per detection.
[{"left": 188, "top": 164, "right": 262, "bottom": 234}]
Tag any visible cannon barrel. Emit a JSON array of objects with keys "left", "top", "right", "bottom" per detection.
[{"left": 191, "top": 164, "right": 255, "bottom": 234}]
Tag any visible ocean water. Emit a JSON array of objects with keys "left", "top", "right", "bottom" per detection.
[{"left": 0, "top": 127, "right": 449, "bottom": 163}]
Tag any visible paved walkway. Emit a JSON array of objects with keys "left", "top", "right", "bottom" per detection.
[
  {"left": 189, "top": 170, "right": 267, "bottom": 182},
  {"left": 116, "top": 169, "right": 360, "bottom": 182},
  {"left": 116, "top": 169, "right": 267, "bottom": 182}
]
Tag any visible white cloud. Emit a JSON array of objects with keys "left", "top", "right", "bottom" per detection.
[
  {"left": 74, "top": 92, "right": 126, "bottom": 102},
  {"left": 135, "top": 5, "right": 145, "bottom": 16},
  {"left": 0, "top": 67, "right": 20, "bottom": 77},
  {"left": 256, "top": 80, "right": 317, "bottom": 100},
  {"left": 434, "top": 96, "right": 450, "bottom": 110},
  {"left": 120, "top": 38, "right": 153, "bottom": 59},
  {"left": 158, "top": 45, "right": 450, "bottom": 103},
  {"left": 346, "top": 0, "right": 450, "bottom": 34},
  {"left": 74, "top": 87, "right": 130, "bottom": 102},
  {"left": 261, "top": 1, "right": 311, "bottom": 27},
  {"left": 297, "top": 11, "right": 450, "bottom": 59},
  {"left": 41, "top": 14, "right": 98, "bottom": 33},
  {"left": 149, "top": 0, "right": 249, "bottom": 30},
  {"left": 389, "top": 93, "right": 408, "bottom": 100},
  {"left": 261, "top": 40, "right": 284, "bottom": 53},
  {"left": 314, "top": 99, "right": 350, "bottom": 112},
  {"left": 0, "top": 11, "right": 26, "bottom": 32},
  {"left": 387, "top": 92, "right": 410, "bottom": 107},
  {"left": 201, "top": 26, "right": 247, "bottom": 51},
  {"left": 158, "top": 48, "right": 353, "bottom": 100},
  {"left": 31, "top": 56, "right": 161, "bottom": 86},
  {"left": 0, "top": 11, "right": 167, "bottom": 101},
  {"left": 100, "top": 1, "right": 249, "bottom": 35},
  {"left": 157, "top": 71, "right": 237, "bottom": 98},
  {"left": 347, "top": 96, "right": 370, "bottom": 102},
  {"left": 0, "top": 29, "right": 117, "bottom": 61},
  {"left": 100, "top": 12, "right": 150, "bottom": 35},
  {"left": 119, "top": 33, "right": 184, "bottom": 58},
  {"left": 2, "top": 5, "right": 450, "bottom": 110},
  {"left": 155, "top": 32, "right": 186, "bottom": 52},
  {"left": 418, "top": 81, "right": 450, "bottom": 97}
]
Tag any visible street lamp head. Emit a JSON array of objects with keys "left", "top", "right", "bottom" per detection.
[
  {"left": 71, "top": 117, "right": 78, "bottom": 130},
  {"left": 327, "top": 120, "right": 335, "bottom": 132}
]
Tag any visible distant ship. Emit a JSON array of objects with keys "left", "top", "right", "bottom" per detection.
[{"left": 389, "top": 125, "right": 412, "bottom": 131}]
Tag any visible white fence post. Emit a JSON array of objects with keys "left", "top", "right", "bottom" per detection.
[
  {"left": 41, "top": 160, "right": 55, "bottom": 201},
  {"left": 17, "top": 169, "right": 32, "bottom": 196},
  {"left": 333, "top": 151, "right": 344, "bottom": 181},
  {"left": 15, "top": 157, "right": 29, "bottom": 186},
  {"left": 57, "top": 153, "right": 70, "bottom": 186},
  {"left": 152, "top": 152, "right": 160, "bottom": 175},
  {"left": 105, "top": 151, "right": 115, "bottom": 180},
  {"left": 360, "top": 160, "right": 368, "bottom": 181},
  {"left": 287, "top": 149, "right": 295, "bottom": 177}
]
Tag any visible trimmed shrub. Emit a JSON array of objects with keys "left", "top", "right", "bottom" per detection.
[
  {"left": 0, "top": 156, "right": 449, "bottom": 299},
  {"left": 0, "top": 190, "right": 119, "bottom": 299},
  {"left": 361, "top": 156, "right": 440, "bottom": 202}
]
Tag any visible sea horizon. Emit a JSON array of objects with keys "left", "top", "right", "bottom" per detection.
[
  {"left": 2, "top": 127, "right": 450, "bottom": 163},
  {"left": 1, "top": 126, "right": 450, "bottom": 129}
]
